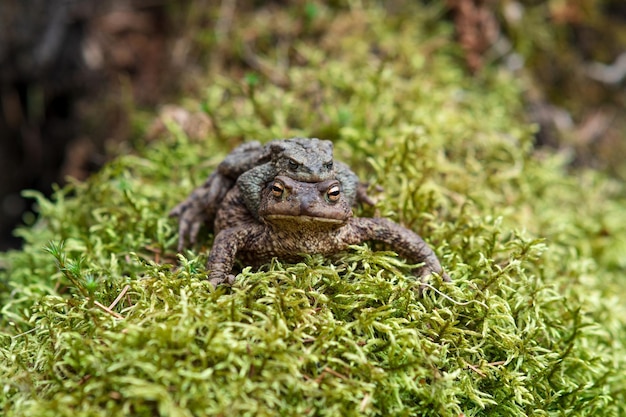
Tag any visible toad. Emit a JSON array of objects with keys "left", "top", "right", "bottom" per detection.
[
  {"left": 170, "top": 138, "right": 372, "bottom": 251},
  {"left": 207, "top": 175, "right": 450, "bottom": 286}
]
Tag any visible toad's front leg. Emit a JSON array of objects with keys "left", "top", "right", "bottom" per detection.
[
  {"left": 345, "top": 218, "right": 450, "bottom": 282},
  {"left": 206, "top": 226, "right": 256, "bottom": 286}
]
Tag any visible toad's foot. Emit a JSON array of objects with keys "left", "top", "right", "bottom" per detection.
[
  {"left": 170, "top": 201, "right": 209, "bottom": 252},
  {"left": 344, "top": 217, "right": 448, "bottom": 284},
  {"left": 356, "top": 182, "right": 382, "bottom": 207},
  {"left": 170, "top": 172, "right": 235, "bottom": 251},
  {"left": 208, "top": 271, "right": 237, "bottom": 287}
]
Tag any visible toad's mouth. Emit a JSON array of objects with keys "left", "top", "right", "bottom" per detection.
[{"left": 264, "top": 214, "right": 346, "bottom": 224}]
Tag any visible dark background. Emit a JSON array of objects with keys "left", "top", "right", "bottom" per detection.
[
  {"left": 1, "top": 0, "right": 624, "bottom": 251},
  {"left": 0, "top": 0, "right": 172, "bottom": 250}
]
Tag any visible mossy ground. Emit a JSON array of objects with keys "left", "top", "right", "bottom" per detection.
[{"left": 1, "top": 2, "right": 625, "bottom": 416}]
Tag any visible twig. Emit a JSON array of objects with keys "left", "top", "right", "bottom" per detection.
[
  {"left": 322, "top": 367, "right": 347, "bottom": 379},
  {"left": 467, "top": 363, "right": 486, "bottom": 377},
  {"left": 313, "top": 367, "right": 348, "bottom": 383},
  {"left": 467, "top": 360, "right": 507, "bottom": 377},
  {"left": 93, "top": 300, "right": 124, "bottom": 319},
  {"left": 11, "top": 327, "right": 37, "bottom": 339},
  {"left": 359, "top": 393, "right": 371, "bottom": 412},
  {"left": 108, "top": 285, "right": 131, "bottom": 310}
]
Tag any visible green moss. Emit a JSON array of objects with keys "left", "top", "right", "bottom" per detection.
[{"left": 1, "top": 2, "right": 625, "bottom": 416}]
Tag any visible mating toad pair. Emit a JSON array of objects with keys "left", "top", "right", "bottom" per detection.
[{"left": 170, "top": 138, "right": 449, "bottom": 286}]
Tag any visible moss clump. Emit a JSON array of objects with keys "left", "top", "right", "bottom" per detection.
[{"left": 1, "top": 2, "right": 625, "bottom": 416}]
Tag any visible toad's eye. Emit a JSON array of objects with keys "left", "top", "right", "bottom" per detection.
[
  {"left": 326, "top": 185, "right": 341, "bottom": 202},
  {"left": 324, "top": 161, "right": 334, "bottom": 170},
  {"left": 288, "top": 159, "right": 300, "bottom": 171},
  {"left": 271, "top": 181, "right": 285, "bottom": 197}
]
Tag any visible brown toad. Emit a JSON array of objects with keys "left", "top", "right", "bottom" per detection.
[
  {"left": 170, "top": 138, "right": 372, "bottom": 251},
  {"left": 207, "top": 175, "right": 449, "bottom": 286}
]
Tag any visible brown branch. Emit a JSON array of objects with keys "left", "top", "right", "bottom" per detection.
[
  {"left": 108, "top": 284, "right": 131, "bottom": 310},
  {"left": 93, "top": 300, "right": 124, "bottom": 319},
  {"left": 467, "top": 363, "right": 486, "bottom": 377}
]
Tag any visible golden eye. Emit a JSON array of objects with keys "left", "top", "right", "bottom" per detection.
[
  {"left": 271, "top": 181, "right": 284, "bottom": 197},
  {"left": 327, "top": 184, "right": 341, "bottom": 202}
]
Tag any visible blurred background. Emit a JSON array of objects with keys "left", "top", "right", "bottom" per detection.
[{"left": 1, "top": 0, "right": 624, "bottom": 250}]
